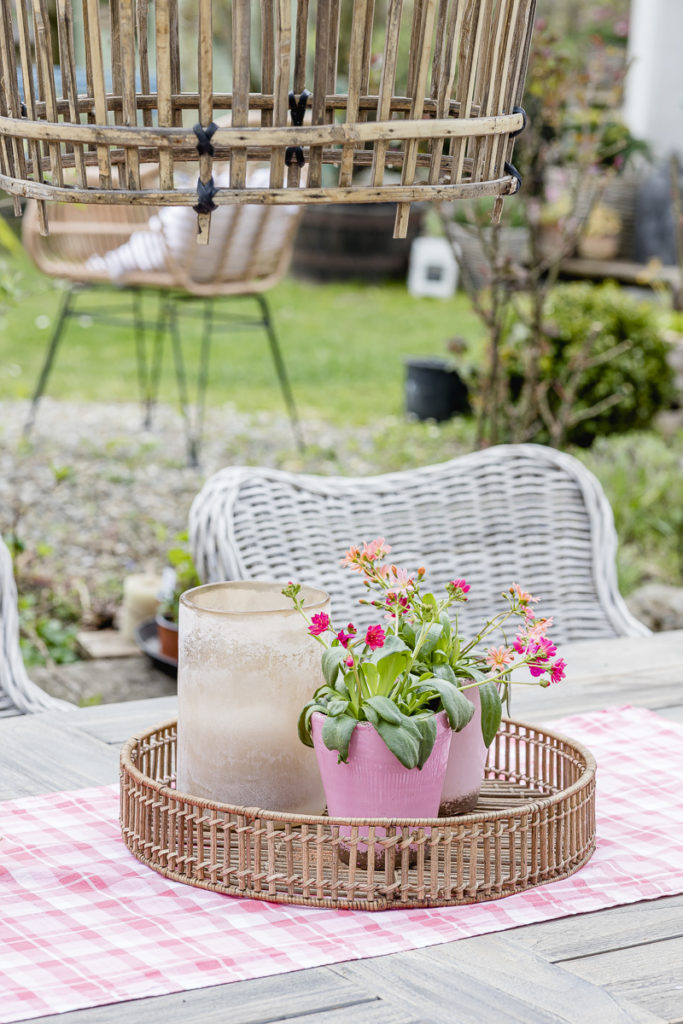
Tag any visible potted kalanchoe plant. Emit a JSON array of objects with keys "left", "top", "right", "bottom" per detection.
[{"left": 284, "top": 538, "right": 565, "bottom": 820}]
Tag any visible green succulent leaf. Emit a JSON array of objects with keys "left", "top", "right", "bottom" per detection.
[
  {"left": 360, "top": 661, "right": 380, "bottom": 695},
  {"left": 416, "top": 622, "right": 444, "bottom": 658},
  {"left": 424, "top": 678, "right": 475, "bottom": 732},
  {"left": 364, "top": 694, "right": 405, "bottom": 726},
  {"left": 437, "top": 611, "right": 452, "bottom": 651},
  {"left": 321, "top": 646, "right": 347, "bottom": 687},
  {"left": 479, "top": 680, "right": 503, "bottom": 747},
  {"left": 375, "top": 650, "right": 411, "bottom": 693},
  {"left": 298, "top": 701, "right": 328, "bottom": 747},
  {"left": 462, "top": 665, "right": 488, "bottom": 683},
  {"left": 414, "top": 714, "right": 438, "bottom": 769},
  {"left": 326, "top": 698, "right": 350, "bottom": 716},
  {"left": 373, "top": 719, "right": 420, "bottom": 769},
  {"left": 433, "top": 663, "right": 458, "bottom": 686},
  {"left": 450, "top": 633, "right": 461, "bottom": 665},
  {"left": 333, "top": 676, "right": 351, "bottom": 699},
  {"left": 321, "top": 713, "right": 358, "bottom": 763},
  {"left": 399, "top": 621, "right": 416, "bottom": 649}
]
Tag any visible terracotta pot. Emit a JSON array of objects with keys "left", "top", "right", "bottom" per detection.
[
  {"left": 311, "top": 711, "right": 451, "bottom": 865},
  {"left": 439, "top": 685, "right": 489, "bottom": 816},
  {"left": 577, "top": 234, "right": 620, "bottom": 261},
  {"left": 155, "top": 614, "right": 178, "bottom": 662}
]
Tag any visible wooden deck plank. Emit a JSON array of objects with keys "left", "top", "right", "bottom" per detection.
[
  {"left": 655, "top": 705, "right": 683, "bottom": 725},
  {"left": 507, "top": 896, "right": 683, "bottom": 961},
  {"left": 10, "top": 967, "right": 418, "bottom": 1024},
  {"left": 0, "top": 717, "right": 117, "bottom": 798},
  {"left": 557, "top": 936, "right": 683, "bottom": 1022},
  {"left": 334, "top": 936, "right": 666, "bottom": 1023},
  {"left": 62, "top": 695, "right": 178, "bottom": 744},
  {"left": 495, "top": 631, "right": 683, "bottom": 723},
  {"left": 513, "top": 668, "right": 683, "bottom": 721}
]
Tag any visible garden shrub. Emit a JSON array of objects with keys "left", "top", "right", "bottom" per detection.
[
  {"left": 577, "top": 432, "right": 683, "bottom": 593},
  {"left": 540, "top": 283, "right": 675, "bottom": 446}
]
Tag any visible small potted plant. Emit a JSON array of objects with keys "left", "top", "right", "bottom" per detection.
[
  {"left": 284, "top": 539, "right": 565, "bottom": 823},
  {"left": 577, "top": 203, "right": 622, "bottom": 260},
  {"left": 156, "top": 535, "right": 201, "bottom": 662},
  {"left": 404, "top": 337, "right": 472, "bottom": 423}
]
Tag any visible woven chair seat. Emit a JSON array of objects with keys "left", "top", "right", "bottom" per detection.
[
  {"left": 0, "top": 535, "right": 73, "bottom": 716},
  {"left": 190, "top": 444, "right": 649, "bottom": 644},
  {"left": 23, "top": 165, "right": 303, "bottom": 298}
]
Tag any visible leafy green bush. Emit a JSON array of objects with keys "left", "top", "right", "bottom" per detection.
[
  {"left": 542, "top": 283, "right": 675, "bottom": 446},
  {"left": 18, "top": 591, "right": 81, "bottom": 667},
  {"left": 576, "top": 432, "right": 683, "bottom": 593}
]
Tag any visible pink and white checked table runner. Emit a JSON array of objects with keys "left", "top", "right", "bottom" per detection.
[{"left": 2, "top": 705, "right": 683, "bottom": 1023}]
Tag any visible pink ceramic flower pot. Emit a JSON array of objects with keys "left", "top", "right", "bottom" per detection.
[
  {"left": 439, "top": 684, "right": 490, "bottom": 816},
  {"left": 311, "top": 711, "right": 451, "bottom": 865}
]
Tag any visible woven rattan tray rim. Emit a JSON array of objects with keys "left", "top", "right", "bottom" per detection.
[
  {"left": 123, "top": 843, "right": 597, "bottom": 912},
  {"left": 120, "top": 716, "right": 597, "bottom": 827}
]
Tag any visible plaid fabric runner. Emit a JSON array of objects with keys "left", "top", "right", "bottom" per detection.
[{"left": 1, "top": 706, "right": 682, "bottom": 1023}]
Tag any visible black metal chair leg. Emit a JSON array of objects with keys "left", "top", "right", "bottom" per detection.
[
  {"left": 167, "top": 295, "right": 200, "bottom": 467},
  {"left": 254, "top": 293, "right": 305, "bottom": 453},
  {"left": 22, "top": 286, "right": 77, "bottom": 438},
  {"left": 193, "top": 299, "right": 213, "bottom": 459},
  {"left": 132, "top": 290, "right": 152, "bottom": 429},
  {"left": 134, "top": 290, "right": 167, "bottom": 430},
  {"left": 149, "top": 291, "right": 167, "bottom": 424}
]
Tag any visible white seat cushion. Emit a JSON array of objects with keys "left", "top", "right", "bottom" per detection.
[{"left": 86, "top": 168, "right": 297, "bottom": 284}]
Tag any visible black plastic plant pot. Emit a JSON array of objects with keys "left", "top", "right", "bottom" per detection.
[{"left": 404, "top": 357, "right": 471, "bottom": 422}]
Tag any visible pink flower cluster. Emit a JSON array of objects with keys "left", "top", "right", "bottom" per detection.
[
  {"left": 341, "top": 538, "right": 392, "bottom": 574},
  {"left": 482, "top": 594, "right": 566, "bottom": 686},
  {"left": 447, "top": 578, "right": 471, "bottom": 602},
  {"left": 308, "top": 612, "right": 386, "bottom": 662}
]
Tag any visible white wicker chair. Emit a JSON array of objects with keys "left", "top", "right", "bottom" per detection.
[
  {"left": 0, "top": 535, "right": 73, "bottom": 716},
  {"left": 189, "top": 444, "right": 649, "bottom": 645}
]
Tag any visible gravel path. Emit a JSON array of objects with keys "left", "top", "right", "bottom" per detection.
[
  {"left": 0, "top": 397, "right": 448, "bottom": 614},
  {"left": 0, "top": 397, "right": 473, "bottom": 702}
]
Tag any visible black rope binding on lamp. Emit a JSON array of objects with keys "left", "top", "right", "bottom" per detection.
[
  {"left": 504, "top": 161, "right": 523, "bottom": 194},
  {"left": 193, "top": 121, "right": 219, "bottom": 214},
  {"left": 285, "top": 90, "right": 311, "bottom": 168},
  {"left": 504, "top": 106, "right": 527, "bottom": 194},
  {"left": 510, "top": 105, "right": 527, "bottom": 139}
]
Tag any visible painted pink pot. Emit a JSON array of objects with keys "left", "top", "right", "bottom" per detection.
[
  {"left": 311, "top": 711, "right": 451, "bottom": 863},
  {"left": 439, "top": 685, "right": 490, "bottom": 816}
]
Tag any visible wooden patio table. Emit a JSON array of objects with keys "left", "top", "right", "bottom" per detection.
[{"left": 2, "top": 629, "right": 682, "bottom": 1024}]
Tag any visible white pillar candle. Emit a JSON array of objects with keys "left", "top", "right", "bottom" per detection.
[
  {"left": 120, "top": 573, "right": 163, "bottom": 642},
  {"left": 177, "top": 581, "right": 328, "bottom": 814}
]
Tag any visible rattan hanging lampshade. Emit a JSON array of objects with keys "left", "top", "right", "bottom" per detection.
[{"left": 0, "top": 0, "right": 536, "bottom": 241}]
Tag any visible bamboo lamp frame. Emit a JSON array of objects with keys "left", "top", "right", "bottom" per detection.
[{"left": 0, "top": 0, "right": 536, "bottom": 240}]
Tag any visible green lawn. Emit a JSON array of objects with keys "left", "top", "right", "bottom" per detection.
[{"left": 1, "top": 250, "right": 484, "bottom": 425}]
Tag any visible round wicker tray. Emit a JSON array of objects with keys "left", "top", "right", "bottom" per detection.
[{"left": 120, "top": 718, "right": 596, "bottom": 911}]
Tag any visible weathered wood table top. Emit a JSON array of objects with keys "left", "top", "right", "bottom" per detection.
[{"left": 2, "top": 629, "right": 682, "bottom": 1024}]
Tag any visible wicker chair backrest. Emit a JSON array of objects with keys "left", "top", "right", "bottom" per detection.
[
  {"left": 190, "top": 444, "right": 648, "bottom": 645},
  {"left": 0, "top": 535, "right": 73, "bottom": 716}
]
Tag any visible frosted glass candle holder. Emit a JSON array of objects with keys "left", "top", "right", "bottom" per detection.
[{"left": 177, "top": 581, "right": 329, "bottom": 814}]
